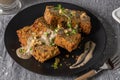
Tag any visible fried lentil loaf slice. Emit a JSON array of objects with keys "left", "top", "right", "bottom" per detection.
[
  {"left": 32, "top": 17, "right": 53, "bottom": 32},
  {"left": 44, "top": 6, "right": 91, "bottom": 34},
  {"left": 16, "top": 17, "right": 50, "bottom": 46},
  {"left": 79, "top": 12, "right": 92, "bottom": 34},
  {"left": 44, "top": 6, "right": 78, "bottom": 28},
  {"left": 54, "top": 33, "right": 81, "bottom": 52},
  {"left": 32, "top": 45, "right": 60, "bottom": 63},
  {"left": 16, "top": 26, "right": 32, "bottom": 46},
  {"left": 44, "top": 6, "right": 68, "bottom": 27}
]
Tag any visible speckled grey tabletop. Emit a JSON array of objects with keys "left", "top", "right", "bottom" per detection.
[{"left": 0, "top": 0, "right": 120, "bottom": 80}]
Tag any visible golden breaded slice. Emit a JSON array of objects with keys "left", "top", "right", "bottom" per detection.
[
  {"left": 44, "top": 6, "right": 91, "bottom": 34},
  {"left": 54, "top": 33, "right": 81, "bottom": 52},
  {"left": 16, "top": 26, "right": 32, "bottom": 46},
  {"left": 44, "top": 6, "right": 67, "bottom": 27},
  {"left": 79, "top": 12, "right": 92, "bottom": 34},
  {"left": 32, "top": 17, "right": 51, "bottom": 32},
  {"left": 16, "top": 17, "right": 50, "bottom": 46},
  {"left": 32, "top": 45, "right": 60, "bottom": 63}
]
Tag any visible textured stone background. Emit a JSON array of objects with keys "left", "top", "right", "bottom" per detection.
[{"left": 0, "top": 0, "right": 120, "bottom": 80}]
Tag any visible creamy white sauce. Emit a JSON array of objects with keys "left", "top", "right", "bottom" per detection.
[
  {"left": 40, "top": 29, "right": 57, "bottom": 45},
  {"left": 16, "top": 29, "right": 57, "bottom": 59},
  {"left": 69, "top": 41, "right": 96, "bottom": 69},
  {"left": 49, "top": 31, "right": 57, "bottom": 41},
  {"left": 16, "top": 47, "right": 32, "bottom": 59},
  {"left": 16, "top": 36, "right": 35, "bottom": 59}
]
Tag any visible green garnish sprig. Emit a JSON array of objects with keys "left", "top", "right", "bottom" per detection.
[
  {"left": 51, "top": 58, "right": 60, "bottom": 69},
  {"left": 50, "top": 39, "right": 55, "bottom": 46},
  {"left": 67, "top": 22, "right": 72, "bottom": 28},
  {"left": 72, "top": 29, "right": 77, "bottom": 34},
  {"left": 44, "top": 32, "right": 49, "bottom": 37},
  {"left": 19, "top": 48, "right": 26, "bottom": 54},
  {"left": 54, "top": 4, "right": 64, "bottom": 10}
]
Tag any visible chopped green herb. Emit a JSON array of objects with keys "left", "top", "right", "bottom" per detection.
[
  {"left": 44, "top": 32, "right": 49, "bottom": 36},
  {"left": 19, "top": 49, "right": 22, "bottom": 53},
  {"left": 50, "top": 42, "right": 55, "bottom": 46},
  {"left": 54, "top": 4, "right": 63, "bottom": 10},
  {"left": 50, "top": 39, "right": 55, "bottom": 46},
  {"left": 51, "top": 58, "right": 60, "bottom": 69},
  {"left": 72, "top": 29, "right": 77, "bottom": 34},
  {"left": 50, "top": 38, "right": 54, "bottom": 42},
  {"left": 67, "top": 22, "right": 72, "bottom": 28},
  {"left": 54, "top": 28, "right": 59, "bottom": 33},
  {"left": 58, "top": 4, "right": 62, "bottom": 9},
  {"left": 19, "top": 49, "right": 25, "bottom": 53},
  {"left": 30, "top": 47, "right": 32, "bottom": 51}
]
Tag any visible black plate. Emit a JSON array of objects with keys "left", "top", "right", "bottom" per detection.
[{"left": 4, "top": 2, "right": 107, "bottom": 76}]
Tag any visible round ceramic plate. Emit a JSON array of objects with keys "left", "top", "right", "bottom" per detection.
[{"left": 4, "top": 2, "right": 107, "bottom": 76}]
